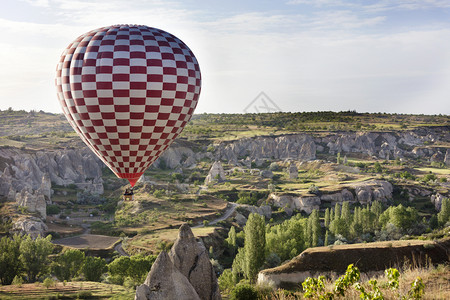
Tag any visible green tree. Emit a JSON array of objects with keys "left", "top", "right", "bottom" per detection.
[
  {"left": 373, "top": 162, "right": 383, "bottom": 173},
  {"left": 83, "top": 256, "right": 107, "bottom": 282},
  {"left": 265, "top": 216, "right": 305, "bottom": 261},
  {"left": 341, "top": 202, "right": 351, "bottom": 225},
  {"left": 52, "top": 249, "right": 85, "bottom": 281},
  {"left": 324, "top": 208, "right": 331, "bottom": 228},
  {"left": 334, "top": 203, "right": 341, "bottom": 221},
  {"left": 437, "top": 197, "right": 450, "bottom": 226},
  {"left": 0, "top": 234, "right": 25, "bottom": 285},
  {"left": 128, "top": 255, "right": 156, "bottom": 283},
  {"left": 108, "top": 256, "right": 130, "bottom": 284},
  {"left": 226, "top": 226, "right": 237, "bottom": 255},
  {"left": 243, "top": 213, "right": 265, "bottom": 282},
  {"left": 324, "top": 230, "right": 330, "bottom": 246},
  {"left": 19, "top": 235, "right": 53, "bottom": 282},
  {"left": 310, "top": 209, "right": 321, "bottom": 247}
]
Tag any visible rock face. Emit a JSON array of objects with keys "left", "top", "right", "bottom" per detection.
[
  {"left": 258, "top": 238, "right": 450, "bottom": 289},
  {"left": 169, "top": 224, "right": 221, "bottom": 300},
  {"left": 260, "top": 169, "right": 273, "bottom": 179},
  {"left": 215, "top": 134, "right": 316, "bottom": 164},
  {"left": 204, "top": 161, "right": 226, "bottom": 185},
  {"left": 11, "top": 217, "right": 48, "bottom": 239},
  {"left": 269, "top": 180, "right": 393, "bottom": 214},
  {"left": 288, "top": 163, "right": 298, "bottom": 179},
  {"left": 238, "top": 204, "right": 272, "bottom": 219},
  {"left": 0, "top": 147, "right": 104, "bottom": 219},
  {"left": 137, "top": 224, "right": 221, "bottom": 300},
  {"left": 136, "top": 251, "right": 200, "bottom": 300},
  {"left": 431, "top": 193, "right": 447, "bottom": 211}
]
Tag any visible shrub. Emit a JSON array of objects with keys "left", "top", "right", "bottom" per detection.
[
  {"left": 46, "top": 205, "right": 61, "bottom": 215},
  {"left": 77, "top": 291, "right": 93, "bottom": 299},
  {"left": 43, "top": 277, "right": 55, "bottom": 289},
  {"left": 230, "top": 283, "right": 258, "bottom": 300}
]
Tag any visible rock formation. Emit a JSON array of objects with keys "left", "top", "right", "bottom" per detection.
[
  {"left": 169, "top": 224, "right": 221, "bottom": 300},
  {"left": 11, "top": 217, "right": 48, "bottom": 239},
  {"left": 204, "top": 161, "right": 226, "bottom": 185},
  {"left": 288, "top": 163, "right": 298, "bottom": 179},
  {"left": 431, "top": 193, "right": 447, "bottom": 211},
  {"left": 137, "top": 224, "right": 221, "bottom": 300},
  {"left": 135, "top": 251, "right": 200, "bottom": 300}
]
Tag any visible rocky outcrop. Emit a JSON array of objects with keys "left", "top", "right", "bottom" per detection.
[
  {"left": 288, "top": 163, "right": 298, "bottom": 179},
  {"left": 215, "top": 134, "right": 316, "bottom": 164},
  {"left": 268, "top": 180, "right": 393, "bottom": 213},
  {"left": 169, "top": 224, "right": 221, "bottom": 300},
  {"left": 0, "top": 147, "right": 104, "bottom": 218},
  {"left": 431, "top": 193, "right": 447, "bottom": 211},
  {"left": 260, "top": 169, "right": 273, "bottom": 179},
  {"left": 136, "top": 251, "right": 200, "bottom": 300},
  {"left": 11, "top": 217, "right": 48, "bottom": 239},
  {"left": 237, "top": 204, "right": 272, "bottom": 219},
  {"left": 204, "top": 162, "right": 226, "bottom": 185},
  {"left": 258, "top": 238, "right": 450, "bottom": 289}
]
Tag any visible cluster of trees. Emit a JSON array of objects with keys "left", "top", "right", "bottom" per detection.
[
  {"left": 0, "top": 234, "right": 156, "bottom": 286},
  {"left": 220, "top": 200, "right": 449, "bottom": 287}
]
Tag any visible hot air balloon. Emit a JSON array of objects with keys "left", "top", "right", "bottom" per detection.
[{"left": 56, "top": 25, "right": 201, "bottom": 187}]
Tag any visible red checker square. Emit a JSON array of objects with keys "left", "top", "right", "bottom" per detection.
[
  {"left": 99, "top": 98, "right": 114, "bottom": 105},
  {"left": 73, "top": 53, "right": 84, "bottom": 60},
  {"left": 193, "top": 93, "right": 200, "bottom": 101},
  {"left": 138, "top": 145, "right": 147, "bottom": 150},
  {"left": 98, "top": 132, "right": 107, "bottom": 139},
  {"left": 173, "top": 48, "right": 183, "bottom": 54},
  {"left": 72, "top": 82, "right": 82, "bottom": 90},
  {"left": 141, "top": 132, "right": 152, "bottom": 139},
  {"left": 69, "top": 106, "right": 78, "bottom": 114},
  {"left": 113, "top": 58, "right": 130, "bottom": 66},
  {"left": 154, "top": 126, "right": 165, "bottom": 132},
  {"left": 145, "top": 45, "right": 159, "bottom": 52},
  {"left": 130, "top": 139, "right": 140, "bottom": 145},
  {"left": 114, "top": 45, "right": 130, "bottom": 51},
  {"left": 163, "top": 83, "right": 177, "bottom": 90},
  {"left": 71, "top": 67, "right": 82, "bottom": 75},
  {"left": 80, "top": 113, "right": 90, "bottom": 120},
  {"left": 86, "top": 105, "right": 100, "bottom": 113},
  {"left": 188, "top": 85, "right": 195, "bottom": 92},
  {"left": 84, "top": 59, "right": 96, "bottom": 67},
  {"left": 130, "top": 51, "right": 146, "bottom": 59},
  {"left": 117, "top": 162, "right": 124, "bottom": 168},
  {"left": 166, "top": 37, "right": 175, "bottom": 42},
  {"left": 162, "top": 53, "right": 175, "bottom": 60},
  {"left": 110, "top": 139, "right": 119, "bottom": 145},
  {"left": 100, "top": 39, "right": 115, "bottom": 45},
  {"left": 85, "top": 126, "right": 96, "bottom": 133},
  {"left": 113, "top": 90, "right": 130, "bottom": 97},
  {"left": 104, "top": 145, "right": 112, "bottom": 150},
  {"left": 146, "top": 90, "right": 162, "bottom": 97},
  {"left": 153, "top": 145, "right": 161, "bottom": 150},
  {"left": 118, "top": 132, "right": 130, "bottom": 139},
  {"left": 130, "top": 66, "right": 146, "bottom": 74},
  {"left": 171, "top": 127, "right": 179, "bottom": 133},
  {"left": 143, "top": 119, "right": 156, "bottom": 126},
  {"left": 176, "top": 61, "right": 187, "bottom": 68},
  {"left": 113, "top": 74, "right": 130, "bottom": 81},
  {"left": 147, "top": 59, "right": 162, "bottom": 66},
  {"left": 110, "top": 156, "right": 117, "bottom": 162},
  {"left": 97, "top": 82, "right": 112, "bottom": 89},
  {"left": 105, "top": 126, "right": 117, "bottom": 132},
  {"left": 157, "top": 41, "right": 170, "bottom": 47},
  {"left": 130, "top": 82, "right": 146, "bottom": 89},
  {"left": 117, "top": 119, "right": 130, "bottom": 126},
  {"left": 163, "top": 67, "right": 177, "bottom": 75},
  {"left": 161, "top": 133, "right": 169, "bottom": 139},
  {"left": 145, "top": 105, "right": 159, "bottom": 112},
  {"left": 79, "top": 41, "right": 89, "bottom": 47},
  {"left": 161, "top": 98, "right": 174, "bottom": 106},
  {"left": 74, "top": 98, "right": 86, "bottom": 106},
  {"left": 92, "top": 139, "right": 102, "bottom": 145},
  {"left": 163, "top": 139, "right": 171, "bottom": 145},
  {"left": 135, "top": 156, "right": 142, "bottom": 162},
  {"left": 75, "top": 120, "right": 83, "bottom": 127},
  {"left": 62, "top": 76, "right": 70, "bottom": 84},
  {"left": 185, "top": 55, "right": 193, "bottom": 62},
  {"left": 148, "top": 74, "right": 163, "bottom": 82},
  {"left": 98, "top": 51, "right": 114, "bottom": 58},
  {"left": 96, "top": 66, "right": 113, "bottom": 74},
  {"left": 82, "top": 74, "right": 96, "bottom": 82},
  {"left": 130, "top": 40, "right": 144, "bottom": 45},
  {"left": 130, "top": 98, "right": 145, "bottom": 106},
  {"left": 100, "top": 151, "right": 108, "bottom": 156},
  {"left": 120, "top": 144, "right": 130, "bottom": 151},
  {"left": 83, "top": 90, "right": 98, "bottom": 97},
  {"left": 177, "top": 76, "right": 188, "bottom": 84},
  {"left": 115, "top": 105, "right": 130, "bottom": 113},
  {"left": 167, "top": 120, "right": 176, "bottom": 126},
  {"left": 175, "top": 91, "right": 186, "bottom": 99},
  {"left": 158, "top": 113, "right": 170, "bottom": 120},
  {"left": 188, "top": 107, "right": 195, "bottom": 114},
  {"left": 149, "top": 139, "right": 159, "bottom": 145},
  {"left": 131, "top": 112, "right": 144, "bottom": 119},
  {"left": 63, "top": 61, "right": 71, "bottom": 68},
  {"left": 188, "top": 69, "right": 195, "bottom": 77},
  {"left": 195, "top": 64, "right": 200, "bottom": 71},
  {"left": 86, "top": 45, "right": 99, "bottom": 52},
  {"left": 130, "top": 126, "right": 141, "bottom": 133}
]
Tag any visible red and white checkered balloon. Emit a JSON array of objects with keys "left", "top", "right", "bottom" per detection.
[{"left": 56, "top": 25, "right": 201, "bottom": 186}]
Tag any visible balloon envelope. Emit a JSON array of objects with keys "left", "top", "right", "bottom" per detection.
[{"left": 56, "top": 25, "right": 201, "bottom": 186}]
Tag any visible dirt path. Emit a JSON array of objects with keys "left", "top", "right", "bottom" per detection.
[{"left": 194, "top": 202, "right": 238, "bottom": 228}]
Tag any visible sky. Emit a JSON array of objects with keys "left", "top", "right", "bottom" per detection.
[{"left": 0, "top": 0, "right": 449, "bottom": 115}]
